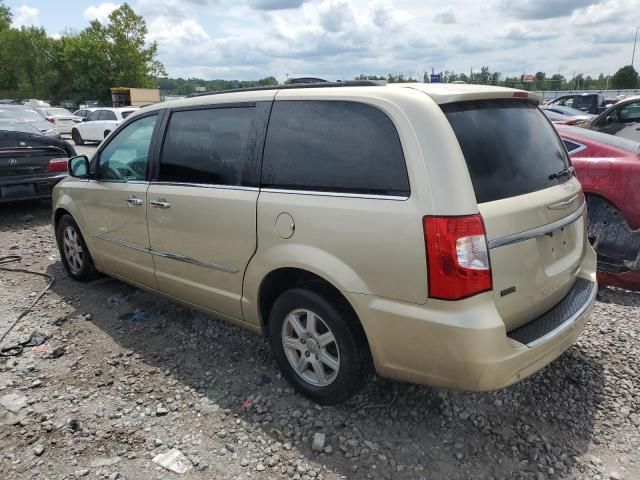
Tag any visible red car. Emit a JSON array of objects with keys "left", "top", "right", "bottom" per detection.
[{"left": 556, "top": 125, "right": 640, "bottom": 290}]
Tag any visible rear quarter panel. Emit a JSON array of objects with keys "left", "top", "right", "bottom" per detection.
[{"left": 571, "top": 154, "right": 640, "bottom": 230}]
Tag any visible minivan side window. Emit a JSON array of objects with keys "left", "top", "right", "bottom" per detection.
[
  {"left": 103, "top": 110, "right": 117, "bottom": 121},
  {"left": 87, "top": 111, "right": 100, "bottom": 121},
  {"left": 98, "top": 114, "right": 157, "bottom": 181},
  {"left": 158, "top": 107, "right": 254, "bottom": 186},
  {"left": 261, "top": 101, "right": 410, "bottom": 196}
]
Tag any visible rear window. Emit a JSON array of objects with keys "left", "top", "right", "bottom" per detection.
[
  {"left": 442, "top": 100, "right": 571, "bottom": 203},
  {"left": 262, "top": 101, "right": 409, "bottom": 196}
]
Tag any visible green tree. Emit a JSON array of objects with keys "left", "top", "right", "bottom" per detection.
[
  {"left": 611, "top": 65, "right": 639, "bottom": 89},
  {"left": 0, "top": 0, "right": 11, "bottom": 32},
  {"left": 106, "top": 3, "right": 166, "bottom": 87}
]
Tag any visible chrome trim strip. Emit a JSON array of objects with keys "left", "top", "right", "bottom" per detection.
[
  {"left": 96, "top": 234, "right": 149, "bottom": 253},
  {"left": 96, "top": 235, "right": 238, "bottom": 273},
  {"left": 526, "top": 280, "right": 597, "bottom": 348},
  {"left": 260, "top": 188, "right": 409, "bottom": 201},
  {"left": 488, "top": 202, "right": 586, "bottom": 249},
  {"left": 151, "top": 249, "right": 239, "bottom": 273},
  {"left": 547, "top": 194, "right": 579, "bottom": 210},
  {"left": 89, "top": 180, "right": 150, "bottom": 185},
  {"left": 150, "top": 181, "right": 259, "bottom": 192}
]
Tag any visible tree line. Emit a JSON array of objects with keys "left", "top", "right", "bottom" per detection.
[
  {"left": 1, "top": 0, "right": 638, "bottom": 104},
  {"left": 0, "top": 2, "right": 164, "bottom": 104}
]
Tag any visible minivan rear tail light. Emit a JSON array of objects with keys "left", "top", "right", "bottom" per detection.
[
  {"left": 423, "top": 215, "right": 492, "bottom": 300},
  {"left": 44, "top": 158, "right": 69, "bottom": 173}
]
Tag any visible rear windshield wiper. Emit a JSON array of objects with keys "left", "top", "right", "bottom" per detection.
[{"left": 548, "top": 166, "right": 575, "bottom": 180}]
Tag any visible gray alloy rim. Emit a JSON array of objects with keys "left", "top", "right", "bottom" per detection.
[
  {"left": 62, "top": 226, "right": 84, "bottom": 274},
  {"left": 281, "top": 308, "right": 340, "bottom": 387}
]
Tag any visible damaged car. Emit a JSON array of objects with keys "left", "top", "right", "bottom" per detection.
[
  {"left": 0, "top": 120, "right": 76, "bottom": 203},
  {"left": 557, "top": 125, "right": 640, "bottom": 290}
]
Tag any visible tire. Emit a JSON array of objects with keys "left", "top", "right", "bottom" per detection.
[
  {"left": 56, "top": 214, "right": 97, "bottom": 281},
  {"left": 267, "top": 287, "right": 372, "bottom": 405},
  {"left": 71, "top": 129, "right": 84, "bottom": 146},
  {"left": 104, "top": 130, "right": 111, "bottom": 139}
]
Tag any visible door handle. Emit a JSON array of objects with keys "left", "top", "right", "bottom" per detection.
[
  {"left": 149, "top": 199, "right": 171, "bottom": 209},
  {"left": 126, "top": 195, "right": 143, "bottom": 206}
]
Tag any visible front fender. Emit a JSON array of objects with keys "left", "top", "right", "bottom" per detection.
[
  {"left": 53, "top": 179, "right": 99, "bottom": 263},
  {"left": 241, "top": 242, "right": 372, "bottom": 326}
]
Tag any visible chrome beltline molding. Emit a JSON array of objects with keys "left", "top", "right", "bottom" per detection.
[
  {"left": 96, "top": 234, "right": 238, "bottom": 273},
  {"left": 526, "top": 279, "right": 597, "bottom": 348},
  {"left": 488, "top": 202, "right": 586, "bottom": 250}
]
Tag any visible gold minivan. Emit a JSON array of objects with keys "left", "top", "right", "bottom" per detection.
[{"left": 53, "top": 81, "right": 597, "bottom": 404}]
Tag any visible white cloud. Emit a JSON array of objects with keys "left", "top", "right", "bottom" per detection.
[
  {"left": 433, "top": 7, "right": 456, "bottom": 24},
  {"left": 570, "top": 0, "right": 624, "bottom": 25},
  {"left": 16, "top": 0, "right": 629, "bottom": 80},
  {"left": 83, "top": 3, "right": 120, "bottom": 24},
  {"left": 11, "top": 5, "right": 39, "bottom": 27},
  {"left": 498, "top": 23, "right": 554, "bottom": 41}
]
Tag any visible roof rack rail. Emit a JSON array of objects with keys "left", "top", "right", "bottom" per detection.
[
  {"left": 186, "top": 79, "right": 386, "bottom": 98},
  {"left": 289, "top": 77, "right": 329, "bottom": 84}
]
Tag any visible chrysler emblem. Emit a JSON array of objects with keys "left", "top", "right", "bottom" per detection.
[{"left": 8, "top": 158, "right": 17, "bottom": 166}]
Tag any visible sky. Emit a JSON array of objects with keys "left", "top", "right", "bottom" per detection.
[{"left": 5, "top": 0, "right": 640, "bottom": 81}]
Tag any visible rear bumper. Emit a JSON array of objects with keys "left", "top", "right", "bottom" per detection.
[
  {"left": 346, "top": 245, "right": 598, "bottom": 391},
  {"left": 0, "top": 174, "right": 67, "bottom": 203}
]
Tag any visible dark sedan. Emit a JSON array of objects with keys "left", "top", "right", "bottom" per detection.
[{"left": 0, "top": 120, "right": 76, "bottom": 203}]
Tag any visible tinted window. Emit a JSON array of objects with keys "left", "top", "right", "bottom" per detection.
[
  {"left": 98, "top": 115, "right": 157, "bottom": 181},
  {"left": 159, "top": 107, "right": 254, "bottom": 186},
  {"left": 262, "top": 101, "right": 409, "bottom": 196},
  {"left": 562, "top": 139, "right": 583, "bottom": 154},
  {"left": 442, "top": 100, "right": 571, "bottom": 203},
  {"left": 122, "top": 110, "right": 135, "bottom": 119},
  {"left": 104, "top": 110, "right": 117, "bottom": 121},
  {"left": 619, "top": 101, "right": 640, "bottom": 121}
]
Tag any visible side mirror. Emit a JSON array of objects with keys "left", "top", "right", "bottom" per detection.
[
  {"left": 68, "top": 155, "right": 89, "bottom": 178},
  {"left": 82, "top": 117, "right": 88, "bottom": 122}
]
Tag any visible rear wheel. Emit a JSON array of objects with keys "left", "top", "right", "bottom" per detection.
[
  {"left": 56, "top": 214, "right": 97, "bottom": 281},
  {"left": 71, "top": 129, "right": 84, "bottom": 145},
  {"left": 267, "top": 288, "right": 371, "bottom": 405}
]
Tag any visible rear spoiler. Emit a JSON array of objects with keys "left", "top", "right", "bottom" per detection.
[{"left": 0, "top": 145, "right": 68, "bottom": 156}]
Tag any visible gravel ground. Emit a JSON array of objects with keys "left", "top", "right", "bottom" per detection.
[{"left": 0, "top": 201, "right": 639, "bottom": 480}]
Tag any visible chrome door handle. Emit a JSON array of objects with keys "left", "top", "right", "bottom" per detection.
[
  {"left": 126, "top": 195, "right": 143, "bottom": 206},
  {"left": 149, "top": 199, "right": 171, "bottom": 209}
]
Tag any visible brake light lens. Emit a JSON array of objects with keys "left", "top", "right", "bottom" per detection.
[
  {"left": 44, "top": 158, "right": 69, "bottom": 173},
  {"left": 423, "top": 215, "right": 492, "bottom": 300},
  {"left": 46, "top": 116, "right": 55, "bottom": 124}
]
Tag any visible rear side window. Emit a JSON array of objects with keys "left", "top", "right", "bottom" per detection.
[
  {"left": 104, "top": 110, "right": 117, "bottom": 121},
  {"left": 158, "top": 107, "right": 254, "bottom": 186},
  {"left": 262, "top": 101, "right": 409, "bottom": 196},
  {"left": 442, "top": 100, "right": 571, "bottom": 203}
]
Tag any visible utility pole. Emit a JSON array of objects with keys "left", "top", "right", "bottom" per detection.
[{"left": 632, "top": 26, "right": 639, "bottom": 68}]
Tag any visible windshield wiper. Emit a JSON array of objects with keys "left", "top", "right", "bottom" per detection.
[{"left": 549, "top": 166, "right": 575, "bottom": 180}]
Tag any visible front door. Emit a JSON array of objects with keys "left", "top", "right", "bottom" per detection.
[
  {"left": 82, "top": 112, "right": 160, "bottom": 288},
  {"left": 147, "top": 101, "right": 271, "bottom": 319},
  {"left": 593, "top": 100, "right": 640, "bottom": 142}
]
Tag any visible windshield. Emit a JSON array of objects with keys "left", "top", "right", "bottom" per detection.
[
  {"left": 46, "top": 108, "right": 72, "bottom": 116},
  {"left": 0, "top": 108, "right": 44, "bottom": 123},
  {"left": 442, "top": 100, "right": 571, "bottom": 203},
  {"left": 0, "top": 121, "right": 40, "bottom": 133}
]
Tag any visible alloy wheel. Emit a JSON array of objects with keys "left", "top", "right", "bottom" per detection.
[
  {"left": 281, "top": 308, "right": 340, "bottom": 387},
  {"left": 62, "top": 226, "right": 84, "bottom": 274}
]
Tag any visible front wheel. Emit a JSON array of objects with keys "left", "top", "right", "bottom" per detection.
[
  {"left": 71, "top": 129, "right": 84, "bottom": 145},
  {"left": 267, "top": 288, "right": 372, "bottom": 405},
  {"left": 56, "top": 214, "right": 97, "bottom": 281}
]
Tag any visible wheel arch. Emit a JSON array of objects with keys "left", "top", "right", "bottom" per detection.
[{"left": 257, "top": 267, "right": 371, "bottom": 348}]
